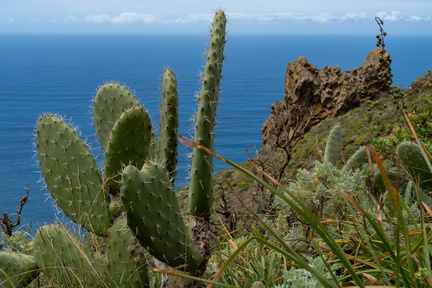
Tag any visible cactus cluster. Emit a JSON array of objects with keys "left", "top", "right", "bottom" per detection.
[{"left": 0, "top": 10, "right": 226, "bottom": 287}]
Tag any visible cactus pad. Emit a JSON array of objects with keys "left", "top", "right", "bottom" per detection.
[
  {"left": 107, "top": 216, "right": 149, "bottom": 287},
  {"left": 93, "top": 83, "right": 141, "bottom": 150},
  {"left": 121, "top": 163, "right": 202, "bottom": 271},
  {"left": 105, "top": 106, "right": 152, "bottom": 195},
  {"left": 33, "top": 224, "right": 102, "bottom": 286},
  {"left": 0, "top": 251, "right": 38, "bottom": 288},
  {"left": 36, "top": 115, "right": 111, "bottom": 236}
]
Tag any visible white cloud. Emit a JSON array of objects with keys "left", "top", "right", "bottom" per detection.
[
  {"left": 86, "top": 12, "right": 162, "bottom": 24},
  {"left": 408, "top": 15, "right": 432, "bottom": 22},
  {"left": 227, "top": 12, "right": 368, "bottom": 23},
  {"left": 376, "top": 11, "right": 403, "bottom": 21},
  {"left": 29, "top": 17, "right": 41, "bottom": 23},
  {"left": 168, "top": 13, "right": 213, "bottom": 24},
  {"left": 82, "top": 11, "right": 431, "bottom": 26},
  {"left": 64, "top": 15, "right": 80, "bottom": 23},
  {"left": 341, "top": 12, "right": 368, "bottom": 21}
]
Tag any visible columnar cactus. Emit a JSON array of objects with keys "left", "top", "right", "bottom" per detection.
[
  {"left": 159, "top": 69, "right": 179, "bottom": 181},
  {"left": 324, "top": 124, "right": 342, "bottom": 166},
  {"left": 188, "top": 9, "right": 227, "bottom": 216}
]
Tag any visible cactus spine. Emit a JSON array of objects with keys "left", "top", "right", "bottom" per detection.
[{"left": 188, "top": 10, "right": 227, "bottom": 216}]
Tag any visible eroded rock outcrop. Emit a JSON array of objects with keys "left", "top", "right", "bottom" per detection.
[{"left": 261, "top": 49, "right": 391, "bottom": 154}]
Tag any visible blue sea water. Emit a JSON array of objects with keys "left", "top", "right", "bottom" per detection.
[{"left": 0, "top": 33, "right": 431, "bottom": 230}]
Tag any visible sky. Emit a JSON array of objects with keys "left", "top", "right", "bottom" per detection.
[{"left": 1, "top": 0, "right": 431, "bottom": 34}]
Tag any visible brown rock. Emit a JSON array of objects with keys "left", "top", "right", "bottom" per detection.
[{"left": 261, "top": 49, "right": 391, "bottom": 154}]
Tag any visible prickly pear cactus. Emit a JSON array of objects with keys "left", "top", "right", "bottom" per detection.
[
  {"left": 188, "top": 9, "right": 227, "bottom": 216},
  {"left": 0, "top": 251, "right": 38, "bottom": 288},
  {"left": 105, "top": 106, "right": 153, "bottom": 195},
  {"left": 93, "top": 83, "right": 141, "bottom": 150},
  {"left": 33, "top": 224, "right": 103, "bottom": 286},
  {"left": 121, "top": 162, "right": 202, "bottom": 271},
  {"left": 36, "top": 115, "right": 111, "bottom": 236},
  {"left": 107, "top": 216, "right": 149, "bottom": 287},
  {"left": 159, "top": 68, "right": 179, "bottom": 181}
]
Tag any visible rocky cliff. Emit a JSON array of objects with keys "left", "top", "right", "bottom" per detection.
[{"left": 261, "top": 49, "right": 391, "bottom": 154}]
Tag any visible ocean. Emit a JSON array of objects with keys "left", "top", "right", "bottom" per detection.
[{"left": 0, "top": 33, "right": 431, "bottom": 230}]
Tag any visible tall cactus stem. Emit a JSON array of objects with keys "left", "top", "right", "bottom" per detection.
[
  {"left": 159, "top": 68, "right": 179, "bottom": 182},
  {"left": 188, "top": 10, "right": 227, "bottom": 216}
]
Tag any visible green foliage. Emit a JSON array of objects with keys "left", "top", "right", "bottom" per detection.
[
  {"left": 273, "top": 257, "right": 339, "bottom": 288},
  {"left": 292, "top": 162, "right": 366, "bottom": 217},
  {"left": 1, "top": 231, "right": 33, "bottom": 255},
  {"left": 200, "top": 141, "right": 432, "bottom": 287},
  {"left": 372, "top": 98, "right": 432, "bottom": 159},
  {"left": 208, "top": 237, "right": 289, "bottom": 287}
]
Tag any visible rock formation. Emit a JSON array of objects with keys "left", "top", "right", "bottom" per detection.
[{"left": 261, "top": 49, "right": 391, "bottom": 154}]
